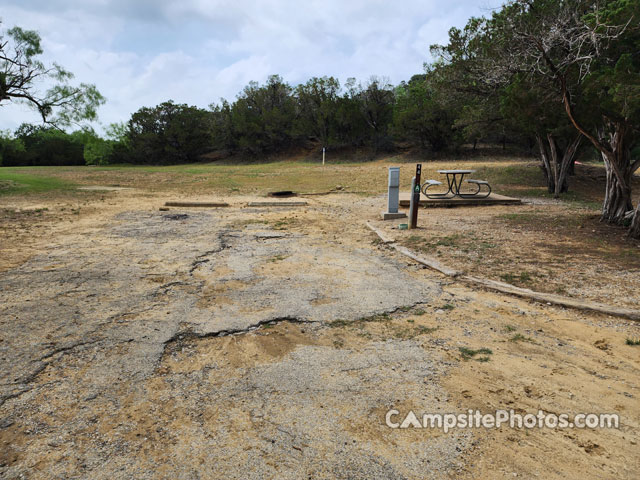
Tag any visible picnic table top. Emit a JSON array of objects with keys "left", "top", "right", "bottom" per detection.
[{"left": 437, "top": 169, "right": 476, "bottom": 174}]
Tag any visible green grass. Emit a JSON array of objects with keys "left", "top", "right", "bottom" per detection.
[
  {"left": 417, "top": 326, "right": 438, "bottom": 334},
  {"left": 477, "top": 162, "right": 603, "bottom": 208},
  {"left": 408, "top": 234, "right": 462, "bottom": 250},
  {"left": 478, "top": 164, "right": 542, "bottom": 186},
  {"left": 433, "top": 235, "right": 461, "bottom": 247},
  {"left": 2, "top": 160, "right": 370, "bottom": 197},
  {"left": 500, "top": 272, "right": 534, "bottom": 285},
  {"left": 459, "top": 346, "right": 493, "bottom": 362},
  {"left": 267, "top": 254, "right": 288, "bottom": 263},
  {"left": 509, "top": 333, "right": 536, "bottom": 343},
  {"left": 626, "top": 338, "right": 640, "bottom": 346},
  {"left": 500, "top": 211, "right": 596, "bottom": 229},
  {"left": 0, "top": 158, "right": 608, "bottom": 214},
  {"left": 0, "top": 170, "right": 74, "bottom": 195}
]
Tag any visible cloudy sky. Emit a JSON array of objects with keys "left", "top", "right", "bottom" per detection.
[{"left": 1, "top": 0, "right": 497, "bottom": 133}]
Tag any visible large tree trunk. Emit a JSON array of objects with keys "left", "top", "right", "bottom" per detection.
[
  {"left": 537, "top": 133, "right": 555, "bottom": 193},
  {"left": 601, "top": 151, "right": 633, "bottom": 224},
  {"left": 558, "top": 85, "right": 637, "bottom": 235},
  {"left": 629, "top": 203, "right": 640, "bottom": 239},
  {"left": 536, "top": 132, "right": 581, "bottom": 197},
  {"left": 599, "top": 124, "right": 634, "bottom": 225}
]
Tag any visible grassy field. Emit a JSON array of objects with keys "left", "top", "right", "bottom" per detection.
[
  {"left": 0, "top": 155, "right": 610, "bottom": 208},
  {"left": 0, "top": 170, "right": 75, "bottom": 196}
]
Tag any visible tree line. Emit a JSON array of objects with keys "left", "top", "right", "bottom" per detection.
[
  {"left": 1, "top": 0, "right": 639, "bottom": 236},
  {"left": 1, "top": 74, "right": 462, "bottom": 167}
]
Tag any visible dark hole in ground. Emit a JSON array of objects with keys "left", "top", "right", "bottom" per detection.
[
  {"left": 268, "top": 191, "right": 297, "bottom": 198},
  {"left": 163, "top": 214, "right": 189, "bottom": 221}
]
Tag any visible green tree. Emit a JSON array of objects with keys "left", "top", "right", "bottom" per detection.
[
  {"left": 393, "top": 74, "right": 457, "bottom": 152},
  {"left": 126, "top": 101, "right": 213, "bottom": 164},
  {"left": 12, "top": 123, "right": 85, "bottom": 166},
  {"left": 429, "top": 17, "right": 509, "bottom": 150},
  {"left": 0, "top": 22, "right": 104, "bottom": 127},
  {"left": 209, "top": 100, "right": 236, "bottom": 152},
  {"left": 500, "top": 75, "right": 583, "bottom": 196},
  {"left": 354, "top": 77, "right": 395, "bottom": 153},
  {"left": 0, "top": 129, "right": 25, "bottom": 166},
  {"left": 487, "top": 0, "right": 640, "bottom": 235},
  {"left": 333, "top": 78, "right": 369, "bottom": 148},
  {"left": 231, "top": 75, "right": 296, "bottom": 154},
  {"left": 294, "top": 76, "right": 341, "bottom": 149},
  {"left": 83, "top": 137, "right": 113, "bottom": 165}
]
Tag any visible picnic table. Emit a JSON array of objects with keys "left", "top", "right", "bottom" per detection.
[{"left": 421, "top": 169, "right": 491, "bottom": 198}]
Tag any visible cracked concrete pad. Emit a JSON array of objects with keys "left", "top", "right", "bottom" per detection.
[
  {"left": 0, "top": 207, "right": 446, "bottom": 479},
  {"left": 0, "top": 210, "right": 436, "bottom": 398},
  {"left": 114, "top": 339, "right": 469, "bottom": 480},
  {"left": 186, "top": 222, "right": 437, "bottom": 334}
]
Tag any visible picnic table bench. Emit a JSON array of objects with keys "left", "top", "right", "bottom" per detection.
[{"left": 421, "top": 169, "right": 491, "bottom": 199}]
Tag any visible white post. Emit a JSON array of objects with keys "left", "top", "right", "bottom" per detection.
[{"left": 322, "top": 147, "right": 325, "bottom": 166}]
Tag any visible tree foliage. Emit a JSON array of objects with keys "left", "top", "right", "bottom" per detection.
[
  {"left": 0, "top": 22, "right": 104, "bottom": 127},
  {"left": 294, "top": 76, "right": 341, "bottom": 148},
  {"left": 393, "top": 74, "right": 457, "bottom": 152},
  {"left": 127, "top": 101, "right": 213, "bottom": 164},
  {"left": 230, "top": 75, "right": 297, "bottom": 154},
  {"left": 431, "top": 0, "right": 639, "bottom": 235}
]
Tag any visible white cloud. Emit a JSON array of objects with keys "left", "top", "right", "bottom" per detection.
[{"left": 1, "top": 0, "right": 492, "bottom": 133}]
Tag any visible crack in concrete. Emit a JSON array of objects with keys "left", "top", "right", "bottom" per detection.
[
  {"left": 0, "top": 339, "right": 101, "bottom": 406},
  {"left": 103, "top": 304, "right": 166, "bottom": 325},
  {"left": 153, "top": 280, "right": 190, "bottom": 297},
  {"left": 188, "top": 229, "right": 235, "bottom": 274},
  {"left": 155, "top": 316, "right": 316, "bottom": 373},
  {"left": 162, "top": 316, "right": 315, "bottom": 348},
  {"left": 37, "top": 339, "right": 101, "bottom": 363}
]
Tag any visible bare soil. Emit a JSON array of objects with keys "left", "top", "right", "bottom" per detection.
[{"left": 388, "top": 198, "right": 640, "bottom": 309}]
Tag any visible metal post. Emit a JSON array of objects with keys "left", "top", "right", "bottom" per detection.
[
  {"left": 409, "top": 177, "right": 417, "bottom": 229},
  {"left": 322, "top": 147, "right": 325, "bottom": 166},
  {"left": 409, "top": 164, "right": 422, "bottom": 229}
]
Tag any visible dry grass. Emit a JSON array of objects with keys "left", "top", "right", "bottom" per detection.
[
  {"left": 0, "top": 156, "right": 550, "bottom": 198},
  {"left": 393, "top": 167, "right": 640, "bottom": 308}
]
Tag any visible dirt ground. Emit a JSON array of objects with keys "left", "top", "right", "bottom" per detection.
[
  {"left": 1, "top": 179, "right": 639, "bottom": 479},
  {"left": 390, "top": 198, "right": 640, "bottom": 309}
]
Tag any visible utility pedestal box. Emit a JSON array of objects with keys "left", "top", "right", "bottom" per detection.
[{"left": 382, "top": 167, "right": 407, "bottom": 220}]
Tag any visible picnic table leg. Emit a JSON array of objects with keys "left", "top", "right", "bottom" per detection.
[
  {"left": 453, "top": 173, "right": 464, "bottom": 196},
  {"left": 446, "top": 174, "right": 455, "bottom": 195}
]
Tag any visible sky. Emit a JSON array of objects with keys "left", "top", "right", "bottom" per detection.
[{"left": 1, "top": 0, "right": 497, "bottom": 133}]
